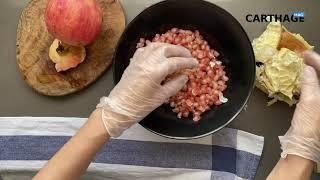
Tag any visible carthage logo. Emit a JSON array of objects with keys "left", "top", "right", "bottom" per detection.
[{"left": 246, "top": 12, "right": 305, "bottom": 22}]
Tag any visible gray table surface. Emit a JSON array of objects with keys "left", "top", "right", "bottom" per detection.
[{"left": 0, "top": 0, "right": 319, "bottom": 179}]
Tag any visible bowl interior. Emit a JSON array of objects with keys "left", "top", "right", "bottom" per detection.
[{"left": 113, "top": 0, "right": 255, "bottom": 139}]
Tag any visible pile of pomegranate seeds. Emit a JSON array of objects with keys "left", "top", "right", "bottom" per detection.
[{"left": 136, "top": 28, "right": 228, "bottom": 122}]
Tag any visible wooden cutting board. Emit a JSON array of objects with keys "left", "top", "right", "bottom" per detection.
[{"left": 16, "top": 0, "right": 125, "bottom": 96}]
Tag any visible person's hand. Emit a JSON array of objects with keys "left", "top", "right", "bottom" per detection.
[
  {"left": 96, "top": 43, "right": 198, "bottom": 137},
  {"left": 280, "top": 51, "right": 320, "bottom": 164}
]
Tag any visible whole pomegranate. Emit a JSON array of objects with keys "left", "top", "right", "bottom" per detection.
[
  {"left": 45, "top": 0, "right": 103, "bottom": 46},
  {"left": 45, "top": 0, "right": 102, "bottom": 72}
]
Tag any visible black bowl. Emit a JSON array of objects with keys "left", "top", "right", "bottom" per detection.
[{"left": 113, "top": 0, "right": 255, "bottom": 139}]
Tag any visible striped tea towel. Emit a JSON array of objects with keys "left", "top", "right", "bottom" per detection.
[{"left": 0, "top": 117, "right": 264, "bottom": 180}]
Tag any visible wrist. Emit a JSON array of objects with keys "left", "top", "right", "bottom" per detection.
[
  {"left": 285, "top": 154, "right": 316, "bottom": 175},
  {"left": 97, "top": 96, "right": 134, "bottom": 121},
  {"left": 268, "top": 154, "right": 314, "bottom": 180},
  {"left": 286, "top": 154, "right": 315, "bottom": 167},
  {"left": 87, "top": 108, "right": 110, "bottom": 140},
  {"left": 96, "top": 104, "right": 134, "bottom": 138},
  {"left": 279, "top": 135, "right": 320, "bottom": 164}
]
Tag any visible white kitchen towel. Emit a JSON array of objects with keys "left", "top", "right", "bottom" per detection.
[{"left": 0, "top": 117, "right": 264, "bottom": 180}]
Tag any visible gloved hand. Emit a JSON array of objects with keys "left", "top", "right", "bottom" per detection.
[
  {"left": 97, "top": 43, "right": 198, "bottom": 137},
  {"left": 280, "top": 51, "right": 320, "bottom": 164}
]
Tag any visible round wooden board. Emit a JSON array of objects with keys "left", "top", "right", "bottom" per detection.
[{"left": 16, "top": 0, "right": 125, "bottom": 96}]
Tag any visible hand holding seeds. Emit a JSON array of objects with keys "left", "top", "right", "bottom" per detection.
[{"left": 97, "top": 42, "right": 198, "bottom": 137}]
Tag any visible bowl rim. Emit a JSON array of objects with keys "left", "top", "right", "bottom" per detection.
[{"left": 112, "top": 0, "right": 256, "bottom": 140}]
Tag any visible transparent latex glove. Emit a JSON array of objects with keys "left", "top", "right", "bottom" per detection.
[
  {"left": 280, "top": 51, "right": 320, "bottom": 164},
  {"left": 97, "top": 43, "right": 198, "bottom": 137}
]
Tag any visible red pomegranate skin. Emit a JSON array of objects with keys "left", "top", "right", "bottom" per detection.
[{"left": 45, "top": 0, "right": 103, "bottom": 46}]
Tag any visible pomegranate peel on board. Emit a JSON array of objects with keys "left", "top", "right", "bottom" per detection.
[
  {"left": 45, "top": 0, "right": 103, "bottom": 72},
  {"left": 16, "top": 0, "right": 125, "bottom": 96}
]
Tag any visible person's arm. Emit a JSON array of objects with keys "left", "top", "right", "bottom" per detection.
[
  {"left": 33, "top": 108, "right": 108, "bottom": 180},
  {"left": 33, "top": 43, "right": 198, "bottom": 180},
  {"left": 267, "top": 155, "right": 314, "bottom": 180},
  {"left": 267, "top": 51, "right": 320, "bottom": 180}
]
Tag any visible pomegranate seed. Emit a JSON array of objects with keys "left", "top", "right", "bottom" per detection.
[
  {"left": 222, "top": 75, "right": 229, "bottom": 81},
  {"left": 178, "top": 29, "right": 186, "bottom": 34},
  {"left": 193, "top": 115, "right": 201, "bottom": 122},
  {"left": 186, "top": 36, "right": 193, "bottom": 42},
  {"left": 174, "top": 37, "right": 181, "bottom": 44},
  {"left": 182, "top": 111, "right": 189, "bottom": 117},
  {"left": 208, "top": 51, "right": 214, "bottom": 59},
  {"left": 170, "top": 101, "right": 176, "bottom": 107},
  {"left": 205, "top": 45, "right": 210, "bottom": 51},
  {"left": 202, "top": 58, "right": 210, "bottom": 65},
  {"left": 197, "top": 51, "right": 204, "bottom": 59},
  {"left": 186, "top": 99, "right": 193, "bottom": 106},
  {"left": 214, "top": 51, "right": 220, "bottom": 57},
  {"left": 192, "top": 44, "right": 199, "bottom": 50}
]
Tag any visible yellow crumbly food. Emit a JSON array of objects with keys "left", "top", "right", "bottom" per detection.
[
  {"left": 253, "top": 22, "right": 314, "bottom": 106},
  {"left": 256, "top": 48, "right": 303, "bottom": 105},
  {"left": 252, "top": 22, "right": 282, "bottom": 63}
]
